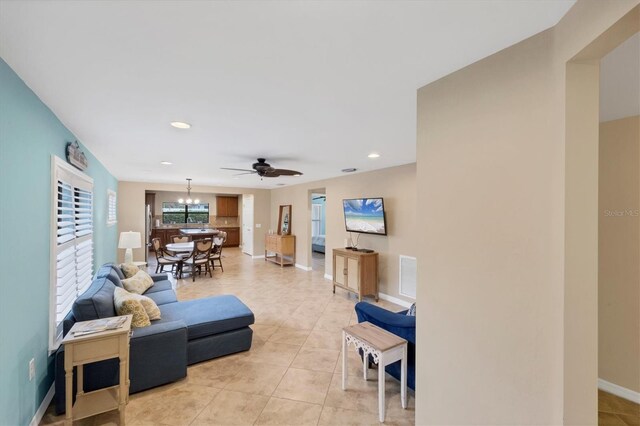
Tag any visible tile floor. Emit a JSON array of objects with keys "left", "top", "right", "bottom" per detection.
[
  {"left": 41, "top": 248, "right": 415, "bottom": 425},
  {"left": 598, "top": 390, "right": 640, "bottom": 426}
]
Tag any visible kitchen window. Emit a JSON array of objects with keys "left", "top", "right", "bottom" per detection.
[
  {"left": 50, "top": 156, "right": 94, "bottom": 350},
  {"left": 162, "top": 202, "right": 209, "bottom": 224}
]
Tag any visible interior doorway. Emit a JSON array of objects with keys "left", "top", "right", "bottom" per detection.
[
  {"left": 242, "top": 194, "right": 254, "bottom": 256},
  {"left": 597, "top": 32, "right": 640, "bottom": 420},
  {"left": 564, "top": 6, "right": 639, "bottom": 423},
  {"left": 310, "top": 190, "right": 326, "bottom": 271}
]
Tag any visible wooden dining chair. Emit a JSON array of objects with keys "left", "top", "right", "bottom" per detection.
[
  {"left": 210, "top": 232, "right": 227, "bottom": 272},
  {"left": 151, "top": 237, "right": 181, "bottom": 274},
  {"left": 181, "top": 239, "right": 213, "bottom": 281},
  {"left": 172, "top": 235, "right": 192, "bottom": 244}
]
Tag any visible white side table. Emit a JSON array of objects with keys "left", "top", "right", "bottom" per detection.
[
  {"left": 62, "top": 315, "right": 132, "bottom": 425},
  {"left": 133, "top": 261, "right": 147, "bottom": 270},
  {"left": 342, "top": 321, "right": 407, "bottom": 422}
]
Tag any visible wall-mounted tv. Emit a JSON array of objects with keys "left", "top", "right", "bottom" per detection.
[{"left": 343, "top": 198, "right": 387, "bottom": 235}]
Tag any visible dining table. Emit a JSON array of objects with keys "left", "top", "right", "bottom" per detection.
[{"left": 165, "top": 242, "right": 194, "bottom": 253}]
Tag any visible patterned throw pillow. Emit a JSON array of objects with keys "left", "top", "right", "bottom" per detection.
[
  {"left": 406, "top": 303, "right": 416, "bottom": 317},
  {"left": 120, "top": 263, "right": 139, "bottom": 278},
  {"left": 113, "top": 287, "right": 150, "bottom": 328},
  {"left": 121, "top": 270, "right": 154, "bottom": 294},
  {"left": 136, "top": 294, "right": 161, "bottom": 320}
]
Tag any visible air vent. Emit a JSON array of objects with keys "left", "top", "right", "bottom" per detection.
[{"left": 399, "top": 255, "right": 416, "bottom": 299}]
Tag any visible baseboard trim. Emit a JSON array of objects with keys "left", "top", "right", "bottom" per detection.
[
  {"left": 30, "top": 383, "right": 55, "bottom": 426},
  {"left": 251, "top": 255, "right": 265, "bottom": 260},
  {"left": 378, "top": 292, "right": 413, "bottom": 309},
  {"left": 295, "top": 264, "right": 312, "bottom": 271},
  {"left": 324, "top": 274, "right": 333, "bottom": 281},
  {"left": 598, "top": 378, "right": 640, "bottom": 404}
]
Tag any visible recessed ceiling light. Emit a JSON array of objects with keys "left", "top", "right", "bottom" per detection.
[
  {"left": 341, "top": 168, "right": 357, "bottom": 173},
  {"left": 170, "top": 121, "right": 191, "bottom": 129},
  {"left": 368, "top": 152, "right": 380, "bottom": 158},
  {"left": 160, "top": 161, "right": 173, "bottom": 165},
  {"left": 276, "top": 183, "right": 286, "bottom": 186}
]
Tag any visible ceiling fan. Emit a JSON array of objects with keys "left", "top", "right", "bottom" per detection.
[{"left": 221, "top": 158, "right": 303, "bottom": 178}]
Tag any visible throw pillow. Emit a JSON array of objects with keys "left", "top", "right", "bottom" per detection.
[
  {"left": 113, "top": 287, "right": 150, "bottom": 328},
  {"left": 120, "top": 263, "right": 139, "bottom": 278},
  {"left": 406, "top": 303, "right": 416, "bottom": 317},
  {"left": 137, "top": 294, "right": 161, "bottom": 320},
  {"left": 121, "top": 270, "right": 154, "bottom": 294}
]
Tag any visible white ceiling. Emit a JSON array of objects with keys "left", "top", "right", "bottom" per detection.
[
  {"left": 600, "top": 33, "right": 640, "bottom": 122},
  {"left": 0, "top": 0, "right": 575, "bottom": 188}
]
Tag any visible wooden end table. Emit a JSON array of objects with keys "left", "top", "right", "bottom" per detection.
[
  {"left": 62, "top": 315, "right": 132, "bottom": 425},
  {"left": 342, "top": 321, "right": 407, "bottom": 423}
]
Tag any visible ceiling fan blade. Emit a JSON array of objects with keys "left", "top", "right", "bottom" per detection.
[
  {"left": 221, "top": 167, "right": 255, "bottom": 172},
  {"left": 272, "top": 168, "right": 303, "bottom": 176},
  {"left": 233, "top": 172, "right": 256, "bottom": 176}
]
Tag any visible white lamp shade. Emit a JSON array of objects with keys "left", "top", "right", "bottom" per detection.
[{"left": 118, "top": 231, "right": 142, "bottom": 249}]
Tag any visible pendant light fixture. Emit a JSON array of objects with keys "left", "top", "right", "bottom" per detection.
[{"left": 178, "top": 178, "right": 200, "bottom": 204}]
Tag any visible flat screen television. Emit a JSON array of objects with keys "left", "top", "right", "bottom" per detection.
[{"left": 343, "top": 198, "right": 387, "bottom": 235}]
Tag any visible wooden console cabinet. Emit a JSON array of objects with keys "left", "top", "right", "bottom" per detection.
[
  {"left": 332, "top": 248, "right": 379, "bottom": 301},
  {"left": 265, "top": 234, "right": 295, "bottom": 267}
]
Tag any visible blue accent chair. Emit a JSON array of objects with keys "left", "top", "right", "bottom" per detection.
[{"left": 354, "top": 302, "right": 416, "bottom": 390}]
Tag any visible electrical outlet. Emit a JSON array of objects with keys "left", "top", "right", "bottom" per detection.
[
  {"left": 255, "top": 224, "right": 261, "bottom": 228},
  {"left": 29, "top": 358, "right": 35, "bottom": 381},
  {"left": 225, "top": 220, "right": 228, "bottom": 224}
]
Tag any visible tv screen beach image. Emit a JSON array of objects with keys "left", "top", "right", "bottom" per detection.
[{"left": 343, "top": 198, "right": 386, "bottom": 234}]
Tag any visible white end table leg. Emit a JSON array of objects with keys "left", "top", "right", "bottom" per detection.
[
  {"left": 342, "top": 330, "right": 347, "bottom": 390},
  {"left": 401, "top": 343, "right": 407, "bottom": 409},
  {"left": 363, "top": 352, "right": 368, "bottom": 381},
  {"left": 378, "top": 355, "right": 385, "bottom": 423}
]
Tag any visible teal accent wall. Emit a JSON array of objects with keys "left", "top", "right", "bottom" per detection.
[{"left": 0, "top": 58, "right": 118, "bottom": 425}]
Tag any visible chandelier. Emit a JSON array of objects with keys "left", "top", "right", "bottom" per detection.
[{"left": 178, "top": 178, "right": 200, "bottom": 204}]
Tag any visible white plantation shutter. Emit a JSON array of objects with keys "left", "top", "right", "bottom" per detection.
[
  {"left": 312, "top": 204, "right": 321, "bottom": 237},
  {"left": 50, "top": 156, "right": 94, "bottom": 350},
  {"left": 107, "top": 190, "right": 117, "bottom": 225}
]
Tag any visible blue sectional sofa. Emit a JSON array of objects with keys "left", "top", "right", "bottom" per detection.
[
  {"left": 54, "top": 263, "right": 254, "bottom": 414},
  {"left": 354, "top": 302, "right": 416, "bottom": 390}
]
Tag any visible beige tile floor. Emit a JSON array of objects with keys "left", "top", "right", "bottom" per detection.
[{"left": 41, "top": 248, "right": 415, "bottom": 426}]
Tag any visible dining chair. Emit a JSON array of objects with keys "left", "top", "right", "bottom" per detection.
[
  {"left": 151, "top": 237, "right": 181, "bottom": 274},
  {"left": 181, "top": 239, "right": 213, "bottom": 281},
  {"left": 172, "top": 235, "right": 192, "bottom": 243},
  {"left": 210, "top": 232, "right": 227, "bottom": 272},
  {"left": 170, "top": 235, "right": 193, "bottom": 260}
]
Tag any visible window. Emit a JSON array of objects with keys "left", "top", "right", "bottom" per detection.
[
  {"left": 107, "top": 189, "right": 117, "bottom": 225},
  {"left": 162, "top": 202, "right": 209, "bottom": 224},
  {"left": 312, "top": 204, "right": 322, "bottom": 237},
  {"left": 50, "top": 156, "right": 94, "bottom": 350}
]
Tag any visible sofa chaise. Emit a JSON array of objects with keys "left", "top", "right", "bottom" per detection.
[{"left": 54, "top": 263, "right": 254, "bottom": 414}]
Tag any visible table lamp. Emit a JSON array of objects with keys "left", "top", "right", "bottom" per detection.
[{"left": 119, "top": 231, "right": 141, "bottom": 264}]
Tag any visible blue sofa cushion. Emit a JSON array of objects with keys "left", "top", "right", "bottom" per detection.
[
  {"left": 72, "top": 278, "right": 117, "bottom": 321},
  {"left": 144, "top": 280, "right": 173, "bottom": 294},
  {"left": 145, "top": 289, "right": 178, "bottom": 306},
  {"left": 158, "top": 295, "right": 254, "bottom": 340},
  {"left": 95, "top": 264, "right": 123, "bottom": 288}
]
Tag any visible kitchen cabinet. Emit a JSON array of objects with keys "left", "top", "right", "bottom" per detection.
[
  {"left": 222, "top": 227, "right": 240, "bottom": 247},
  {"left": 216, "top": 196, "right": 239, "bottom": 217}
]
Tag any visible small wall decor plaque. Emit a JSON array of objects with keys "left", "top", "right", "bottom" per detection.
[{"left": 66, "top": 141, "right": 88, "bottom": 171}]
